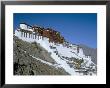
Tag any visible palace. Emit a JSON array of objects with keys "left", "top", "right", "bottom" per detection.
[
  {"left": 16, "top": 23, "right": 65, "bottom": 44},
  {"left": 15, "top": 23, "right": 87, "bottom": 57}
]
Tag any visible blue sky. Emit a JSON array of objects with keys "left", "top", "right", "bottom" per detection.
[{"left": 14, "top": 13, "right": 97, "bottom": 48}]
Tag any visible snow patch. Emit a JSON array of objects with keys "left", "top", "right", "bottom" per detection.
[{"left": 14, "top": 29, "right": 96, "bottom": 75}]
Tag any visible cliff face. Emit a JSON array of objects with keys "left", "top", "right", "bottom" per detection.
[{"left": 13, "top": 36, "right": 69, "bottom": 75}]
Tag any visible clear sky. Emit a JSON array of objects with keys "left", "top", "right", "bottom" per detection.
[{"left": 14, "top": 13, "right": 97, "bottom": 48}]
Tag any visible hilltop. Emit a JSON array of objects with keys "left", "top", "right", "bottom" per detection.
[{"left": 14, "top": 23, "right": 97, "bottom": 75}]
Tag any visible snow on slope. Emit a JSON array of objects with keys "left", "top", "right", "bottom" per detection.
[
  {"left": 15, "top": 30, "right": 96, "bottom": 75},
  {"left": 15, "top": 30, "right": 77, "bottom": 75}
]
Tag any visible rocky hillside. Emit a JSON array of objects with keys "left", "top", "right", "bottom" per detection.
[
  {"left": 13, "top": 36, "right": 69, "bottom": 75},
  {"left": 14, "top": 23, "right": 97, "bottom": 76},
  {"left": 79, "top": 44, "right": 97, "bottom": 64}
]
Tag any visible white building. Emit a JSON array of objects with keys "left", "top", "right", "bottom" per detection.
[
  {"left": 15, "top": 23, "right": 90, "bottom": 60},
  {"left": 20, "top": 23, "right": 33, "bottom": 32}
]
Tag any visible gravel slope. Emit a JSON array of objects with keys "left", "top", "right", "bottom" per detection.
[{"left": 13, "top": 36, "right": 69, "bottom": 75}]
